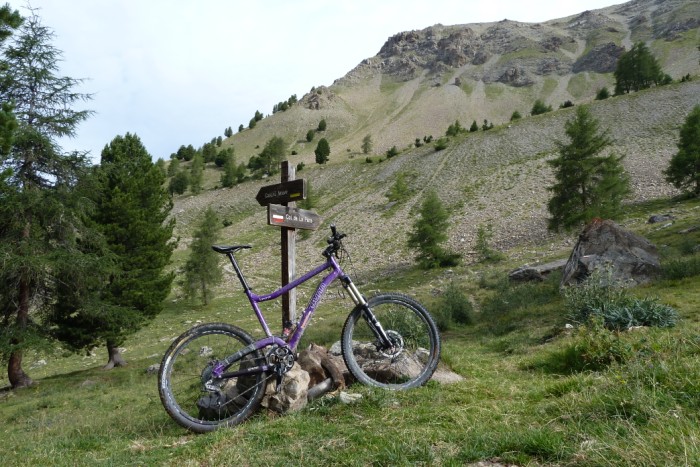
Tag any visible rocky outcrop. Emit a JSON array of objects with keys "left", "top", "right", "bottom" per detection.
[
  {"left": 573, "top": 42, "right": 626, "bottom": 73},
  {"left": 560, "top": 219, "right": 661, "bottom": 287}
]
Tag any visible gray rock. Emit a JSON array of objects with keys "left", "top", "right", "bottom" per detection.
[
  {"left": 561, "top": 219, "right": 660, "bottom": 287},
  {"left": 648, "top": 214, "right": 674, "bottom": 224},
  {"left": 509, "top": 259, "right": 567, "bottom": 282}
]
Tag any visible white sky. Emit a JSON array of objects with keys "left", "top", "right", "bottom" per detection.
[{"left": 5, "top": 0, "right": 620, "bottom": 161}]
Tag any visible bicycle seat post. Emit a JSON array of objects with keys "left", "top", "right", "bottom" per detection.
[{"left": 227, "top": 252, "right": 251, "bottom": 292}]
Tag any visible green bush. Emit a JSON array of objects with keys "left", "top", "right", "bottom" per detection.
[
  {"left": 433, "top": 283, "right": 473, "bottom": 331},
  {"left": 475, "top": 224, "right": 505, "bottom": 263},
  {"left": 662, "top": 256, "right": 700, "bottom": 280},
  {"left": 573, "top": 316, "right": 633, "bottom": 370},
  {"left": 564, "top": 269, "right": 678, "bottom": 330},
  {"left": 434, "top": 137, "right": 449, "bottom": 151}
]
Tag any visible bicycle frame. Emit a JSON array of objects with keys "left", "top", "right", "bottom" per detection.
[{"left": 212, "top": 251, "right": 379, "bottom": 380}]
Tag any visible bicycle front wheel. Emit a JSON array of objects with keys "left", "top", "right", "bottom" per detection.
[
  {"left": 341, "top": 293, "right": 441, "bottom": 390},
  {"left": 158, "top": 323, "right": 269, "bottom": 433}
]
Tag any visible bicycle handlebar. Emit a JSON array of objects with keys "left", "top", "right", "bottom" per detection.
[{"left": 323, "top": 224, "right": 346, "bottom": 258}]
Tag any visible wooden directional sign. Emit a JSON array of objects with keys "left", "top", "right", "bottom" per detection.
[
  {"left": 255, "top": 179, "right": 306, "bottom": 206},
  {"left": 267, "top": 204, "right": 321, "bottom": 230}
]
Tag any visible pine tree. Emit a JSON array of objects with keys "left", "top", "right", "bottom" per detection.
[
  {"left": 169, "top": 169, "right": 189, "bottom": 195},
  {"left": 317, "top": 119, "right": 327, "bottom": 132},
  {"left": 315, "top": 138, "right": 330, "bottom": 164},
  {"left": 531, "top": 99, "right": 553, "bottom": 116},
  {"left": 407, "top": 191, "right": 459, "bottom": 269},
  {"left": 547, "top": 106, "right": 631, "bottom": 231},
  {"left": 52, "top": 133, "right": 175, "bottom": 368},
  {"left": 614, "top": 42, "right": 664, "bottom": 95},
  {"left": 189, "top": 151, "right": 204, "bottom": 194},
  {"left": 664, "top": 105, "right": 700, "bottom": 196},
  {"left": 0, "top": 8, "right": 99, "bottom": 388},
  {"left": 362, "top": 134, "right": 373, "bottom": 154},
  {"left": 469, "top": 120, "right": 479, "bottom": 132},
  {"left": 220, "top": 149, "right": 240, "bottom": 188},
  {"left": 183, "top": 208, "right": 222, "bottom": 305},
  {"left": 256, "top": 136, "right": 285, "bottom": 175},
  {"left": 98, "top": 134, "right": 175, "bottom": 360}
]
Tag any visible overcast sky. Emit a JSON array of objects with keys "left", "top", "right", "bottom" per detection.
[{"left": 5, "top": 0, "right": 620, "bottom": 162}]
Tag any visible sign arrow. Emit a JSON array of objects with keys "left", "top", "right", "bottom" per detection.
[
  {"left": 267, "top": 204, "right": 321, "bottom": 230},
  {"left": 255, "top": 179, "right": 306, "bottom": 206}
]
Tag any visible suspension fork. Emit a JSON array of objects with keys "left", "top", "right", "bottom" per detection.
[{"left": 340, "top": 275, "right": 393, "bottom": 349}]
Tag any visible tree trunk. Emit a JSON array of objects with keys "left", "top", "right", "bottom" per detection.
[
  {"left": 8, "top": 266, "right": 33, "bottom": 389},
  {"left": 103, "top": 340, "right": 128, "bottom": 370},
  {"left": 8, "top": 352, "right": 33, "bottom": 389}
]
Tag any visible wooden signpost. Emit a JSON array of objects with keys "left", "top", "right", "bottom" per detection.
[
  {"left": 255, "top": 178, "right": 306, "bottom": 206},
  {"left": 267, "top": 204, "right": 321, "bottom": 230},
  {"left": 255, "top": 162, "right": 321, "bottom": 331}
]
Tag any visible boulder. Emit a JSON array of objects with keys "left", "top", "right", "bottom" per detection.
[
  {"left": 297, "top": 343, "right": 346, "bottom": 390},
  {"left": 561, "top": 219, "right": 660, "bottom": 287},
  {"left": 509, "top": 258, "right": 568, "bottom": 282},
  {"left": 262, "top": 363, "right": 310, "bottom": 414}
]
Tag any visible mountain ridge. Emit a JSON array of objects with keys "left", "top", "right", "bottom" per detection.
[{"left": 172, "top": 0, "right": 699, "bottom": 281}]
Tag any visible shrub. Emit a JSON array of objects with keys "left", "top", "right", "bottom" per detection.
[
  {"left": 595, "top": 87, "right": 610, "bottom": 100},
  {"left": 531, "top": 99, "right": 553, "bottom": 116},
  {"left": 572, "top": 316, "right": 633, "bottom": 370},
  {"left": 433, "top": 283, "right": 473, "bottom": 331},
  {"left": 560, "top": 100, "right": 574, "bottom": 109},
  {"left": 564, "top": 269, "right": 678, "bottom": 330},
  {"left": 386, "top": 146, "right": 399, "bottom": 158},
  {"left": 475, "top": 224, "right": 505, "bottom": 263},
  {"left": 662, "top": 256, "right": 700, "bottom": 280},
  {"left": 434, "top": 137, "right": 449, "bottom": 151},
  {"left": 510, "top": 111, "right": 522, "bottom": 121}
]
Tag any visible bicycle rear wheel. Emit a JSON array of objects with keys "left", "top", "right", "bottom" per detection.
[
  {"left": 158, "top": 323, "right": 269, "bottom": 433},
  {"left": 341, "top": 293, "right": 441, "bottom": 390}
]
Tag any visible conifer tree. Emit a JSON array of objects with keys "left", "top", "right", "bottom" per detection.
[
  {"left": 189, "top": 151, "right": 204, "bottom": 194},
  {"left": 362, "top": 134, "right": 373, "bottom": 154},
  {"left": 664, "top": 105, "right": 700, "bottom": 196},
  {"left": 547, "top": 106, "right": 631, "bottom": 231},
  {"left": 183, "top": 208, "right": 222, "bottom": 305},
  {"left": 315, "top": 137, "right": 330, "bottom": 164},
  {"left": 54, "top": 133, "right": 175, "bottom": 369},
  {"left": 221, "top": 148, "right": 242, "bottom": 188},
  {"left": 0, "top": 8, "right": 99, "bottom": 387},
  {"left": 407, "top": 191, "right": 459, "bottom": 269},
  {"left": 614, "top": 42, "right": 664, "bottom": 95}
]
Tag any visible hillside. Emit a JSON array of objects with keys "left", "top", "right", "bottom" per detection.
[
  {"left": 220, "top": 0, "right": 699, "bottom": 161},
  {"left": 165, "top": 0, "right": 700, "bottom": 296},
  {"left": 173, "top": 79, "right": 700, "bottom": 287}
]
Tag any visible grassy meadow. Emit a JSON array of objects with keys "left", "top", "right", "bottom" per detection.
[{"left": 2, "top": 195, "right": 700, "bottom": 466}]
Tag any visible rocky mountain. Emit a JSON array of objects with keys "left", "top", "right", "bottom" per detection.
[
  {"left": 224, "top": 0, "right": 698, "bottom": 160},
  {"left": 172, "top": 0, "right": 699, "bottom": 285}
]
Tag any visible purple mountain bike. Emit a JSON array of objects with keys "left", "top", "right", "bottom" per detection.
[{"left": 158, "top": 225, "right": 441, "bottom": 433}]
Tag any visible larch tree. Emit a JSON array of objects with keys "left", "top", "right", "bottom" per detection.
[
  {"left": 182, "top": 207, "right": 222, "bottom": 305},
  {"left": 407, "top": 191, "right": 459, "bottom": 269},
  {"left": 547, "top": 105, "right": 631, "bottom": 231},
  {"left": 0, "top": 8, "right": 100, "bottom": 388},
  {"left": 614, "top": 42, "right": 664, "bottom": 95},
  {"left": 664, "top": 105, "right": 700, "bottom": 196}
]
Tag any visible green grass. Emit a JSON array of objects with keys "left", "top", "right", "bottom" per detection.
[{"left": 3, "top": 196, "right": 700, "bottom": 465}]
